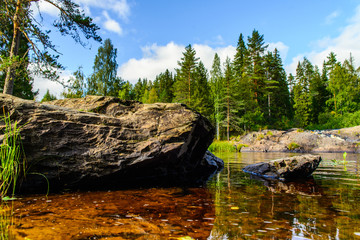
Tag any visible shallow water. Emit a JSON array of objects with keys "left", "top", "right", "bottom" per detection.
[{"left": 2, "top": 152, "right": 360, "bottom": 239}]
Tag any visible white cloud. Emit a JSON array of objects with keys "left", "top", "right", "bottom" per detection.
[
  {"left": 75, "top": 0, "right": 130, "bottom": 20},
  {"left": 267, "top": 41, "right": 289, "bottom": 61},
  {"left": 30, "top": 0, "right": 59, "bottom": 17},
  {"left": 32, "top": 70, "right": 71, "bottom": 101},
  {"left": 118, "top": 42, "right": 184, "bottom": 83},
  {"left": 325, "top": 10, "right": 340, "bottom": 25},
  {"left": 103, "top": 11, "right": 123, "bottom": 35},
  {"left": 286, "top": 5, "right": 360, "bottom": 75},
  {"left": 118, "top": 42, "right": 236, "bottom": 84}
]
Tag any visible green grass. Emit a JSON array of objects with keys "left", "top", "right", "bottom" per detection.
[
  {"left": 208, "top": 141, "right": 237, "bottom": 152},
  {"left": 0, "top": 112, "right": 25, "bottom": 198},
  {"left": 288, "top": 142, "right": 300, "bottom": 151}
]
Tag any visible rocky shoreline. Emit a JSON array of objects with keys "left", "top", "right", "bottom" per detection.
[
  {"left": 0, "top": 94, "right": 223, "bottom": 192},
  {"left": 236, "top": 127, "right": 360, "bottom": 153}
]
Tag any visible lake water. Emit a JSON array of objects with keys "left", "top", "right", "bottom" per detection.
[{"left": 2, "top": 152, "right": 360, "bottom": 239}]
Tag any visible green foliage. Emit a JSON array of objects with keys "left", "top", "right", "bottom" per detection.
[
  {"left": 1, "top": 0, "right": 101, "bottom": 95},
  {"left": 266, "top": 131, "right": 273, "bottom": 136},
  {"left": 236, "top": 143, "right": 249, "bottom": 151},
  {"left": 256, "top": 133, "right": 265, "bottom": 140},
  {"left": 41, "top": 89, "right": 57, "bottom": 102},
  {"left": 208, "top": 141, "right": 236, "bottom": 152},
  {"left": 62, "top": 66, "right": 86, "bottom": 98},
  {"left": 174, "top": 44, "right": 199, "bottom": 106},
  {"left": 0, "top": 112, "right": 25, "bottom": 197},
  {"left": 87, "top": 39, "right": 123, "bottom": 96},
  {"left": 288, "top": 142, "right": 300, "bottom": 151}
]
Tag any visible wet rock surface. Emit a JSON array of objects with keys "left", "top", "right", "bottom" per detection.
[
  {"left": 0, "top": 94, "right": 222, "bottom": 192},
  {"left": 243, "top": 154, "right": 322, "bottom": 180}
]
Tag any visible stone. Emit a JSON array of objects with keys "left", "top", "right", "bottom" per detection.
[
  {"left": 0, "top": 94, "right": 222, "bottom": 192},
  {"left": 242, "top": 154, "right": 322, "bottom": 180},
  {"left": 237, "top": 128, "right": 360, "bottom": 153}
]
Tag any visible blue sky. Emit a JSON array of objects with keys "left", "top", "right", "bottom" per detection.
[{"left": 31, "top": 0, "right": 360, "bottom": 99}]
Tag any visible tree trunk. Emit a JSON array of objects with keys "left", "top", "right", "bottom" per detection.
[
  {"left": 3, "top": 0, "right": 22, "bottom": 95},
  {"left": 227, "top": 78, "right": 230, "bottom": 141}
]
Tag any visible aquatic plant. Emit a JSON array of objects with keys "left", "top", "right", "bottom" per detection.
[
  {"left": 208, "top": 141, "right": 236, "bottom": 152},
  {"left": 0, "top": 112, "right": 26, "bottom": 198}
]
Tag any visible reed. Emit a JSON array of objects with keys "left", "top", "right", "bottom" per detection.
[
  {"left": 208, "top": 141, "right": 236, "bottom": 152},
  {"left": 0, "top": 112, "right": 25, "bottom": 198}
]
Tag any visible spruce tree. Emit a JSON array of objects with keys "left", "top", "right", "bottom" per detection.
[
  {"left": 221, "top": 57, "right": 244, "bottom": 140},
  {"left": 210, "top": 53, "right": 224, "bottom": 140},
  {"left": 153, "top": 69, "right": 174, "bottom": 103},
  {"left": 293, "top": 58, "right": 313, "bottom": 127},
  {"left": 174, "top": 44, "right": 199, "bottom": 107},
  {"left": 192, "top": 61, "right": 213, "bottom": 118},
  {"left": 264, "top": 49, "right": 291, "bottom": 126},
  {"left": 246, "top": 29, "right": 268, "bottom": 105}
]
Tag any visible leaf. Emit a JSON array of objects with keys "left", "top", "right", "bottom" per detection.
[{"left": 2, "top": 196, "right": 17, "bottom": 201}]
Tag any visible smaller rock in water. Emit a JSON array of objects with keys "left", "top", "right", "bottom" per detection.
[{"left": 243, "top": 154, "right": 322, "bottom": 180}]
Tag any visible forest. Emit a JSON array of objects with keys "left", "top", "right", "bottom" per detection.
[
  {"left": 50, "top": 30, "right": 360, "bottom": 139},
  {"left": 1, "top": 24, "right": 360, "bottom": 140}
]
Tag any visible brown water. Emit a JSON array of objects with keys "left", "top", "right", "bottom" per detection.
[{"left": 2, "top": 152, "right": 360, "bottom": 239}]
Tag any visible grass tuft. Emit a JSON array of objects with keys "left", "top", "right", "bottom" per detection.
[
  {"left": 0, "top": 112, "right": 25, "bottom": 198},
  {"left": 208, "top": 141, "right": 236, "bottom": 152}
]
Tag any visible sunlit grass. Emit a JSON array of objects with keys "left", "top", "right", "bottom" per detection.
[
  {"left": 208, "top": 141, "right": 237, "bottom": 152},
  {"left": 0, "top": 112, "right": 25, "bottom": 198}
]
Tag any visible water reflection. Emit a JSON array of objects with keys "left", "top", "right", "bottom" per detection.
[
  {"left": 10, "top": 188, "right": 215, "bottom": 239},
  {"left": 207, "top": 152, "right": 360, "bottom": 239},
  {"left": 6, "top": 152, "right": 360, "bottom": 239}
]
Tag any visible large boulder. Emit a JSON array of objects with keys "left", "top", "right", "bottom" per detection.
[
  {"left": 242, "top": 154, "right": 322, "bottom": 180},
  {"left": 0, "top": 94, "right": 222, "bottom": 192}
]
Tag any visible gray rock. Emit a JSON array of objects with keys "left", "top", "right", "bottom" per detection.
[
  {"left": 237, "top": 129, "right": 360, "bottom": 153},
  {"left": 0, "top": 94, "right": 222, "bottom": 192},
  {"left": 243, "top": 154, "right": 322, "bottom": 180}
]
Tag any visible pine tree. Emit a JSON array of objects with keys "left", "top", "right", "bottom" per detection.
[
  {"left": 153, "top": 69, "right": 174, "bottom": 103},
  {"left": 309, "top": 65, "right": 329, "bottom": 123},
  {"left": 41, "top": 89, "right": 57, "bottom": 102},
  {"left": 246, "top": 29, "right": 268, "bottom": 104},
  {"left": 264, "top": 49, "right": 291, "bottom": 126},
  {"left": 133, "top": 78, "right": 148, "bottom": 101},
  {"left": 221, "top": 57, "right": 244, "bottom": 140},
  {"left": 210, "top": 53, "right": 223, "bottom": 140},
  {"left": 293, "top": 58, "right": 313, "bottom": 127},
  {"left": 174, "top": 44, "right": 199, "bottom": 106},
  {"left": 1, "top": 0, "right": 101, "bottom": 95},
  {"left": 192, "top": 61, "right": 213, "bottom": 118},
  {"left": 0, "top": 11, "right": 37, "bottom": 99}
]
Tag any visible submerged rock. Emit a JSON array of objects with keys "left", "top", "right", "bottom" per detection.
[
  {"left": 0, "top": 94, "right": 222, "bottom": 192},
  {"left": 243, "top": 154, "right": 322, "bottom": 180}
]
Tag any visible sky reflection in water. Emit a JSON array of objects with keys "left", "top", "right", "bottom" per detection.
[{"left": 4, "top": 152, "right": 360, "bottom": 239}]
